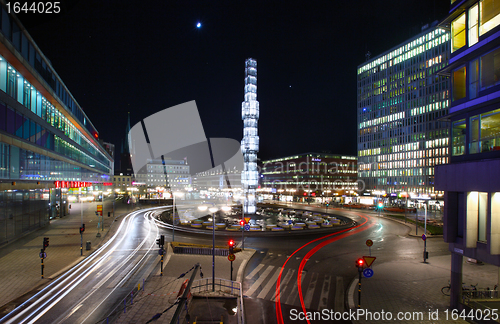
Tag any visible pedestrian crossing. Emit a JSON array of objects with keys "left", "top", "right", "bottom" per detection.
[{"left": 244, "top": 263, "right": 342, "bottom": 311}]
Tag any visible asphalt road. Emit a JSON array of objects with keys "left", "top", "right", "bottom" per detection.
[
  {"left": 2, "top": 208, "right": 162, "bottom": 324},
  {"left": 239, "top": 205, "right": 450, "bottom": 324}
]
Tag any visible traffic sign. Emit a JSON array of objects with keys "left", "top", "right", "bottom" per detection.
[
  {"left": 244, "top": 217, "right": 251, "bottom": 224},
  {"left": 363, "top": 268, "right": 374, "bottom": 278},
  {"left": 363, "top": 256, "right": 376, "bottom": 267},
  {"left": 158, "top": 248, "right": 164, "bottom": 255},
  {"left": 39, "top": 252, "right": 47, "bottom": 259},
  {"left": 228, "top": 253, "right": 236, "bottom": 262},
  {"left": 366, "top": 239, "right": 373, "bottom": 247},
  {"left": 97, "top": 204, "right": 103, "bottom": 212},
  {"left": 288, "top": 220, "right": 293, "bottom": 225},
  {"left": 422, "top": 234, "right": 426, "bottom": 241},
  {"left": 244, "top": 224, "right": 250, "bottom": 231}
]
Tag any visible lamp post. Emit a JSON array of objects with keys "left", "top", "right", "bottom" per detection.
[
  {"left": 80, "top": 187, "right": 83, "bottom": 256},
  {"left": 209, "top": 207, "right": 218, "bottom": 292}
]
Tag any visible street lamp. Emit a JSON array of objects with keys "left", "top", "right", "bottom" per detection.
[{"left": 208, "top": 206, "right": 218, "bottom": 292}]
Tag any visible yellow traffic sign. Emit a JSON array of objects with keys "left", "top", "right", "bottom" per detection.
[
  {"left": 363, "top": 256, "right": 376, "bottom": 267},
  {"left": 244, "top": 217, "right": 251, "bottom": 224},
  {"left": 228, "top": 253, "right": 236, "bottom": 262},
  {"left": 366, "top": 239, "right": 373, "bottom": 247},
  {"left": 97, "top": 204, "right": 103, "bottom": 212}
]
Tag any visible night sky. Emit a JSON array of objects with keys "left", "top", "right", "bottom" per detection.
[{"left": 16, "top": 0, "right": 450, "bottom": 164}]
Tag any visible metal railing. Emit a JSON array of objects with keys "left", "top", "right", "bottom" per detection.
[{"left": 191, "top": 278, "right": 244, "bottom": 324}]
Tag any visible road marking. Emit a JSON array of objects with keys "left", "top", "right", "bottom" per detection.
[
  {"left": 285, "top": 270, "right": 306, "bottom": 305},
  {"left": 245, "top": 266, "right": 275, "bottom": 297},
  {"left": 335, "top": 276, "right": 344, "bottom": 312},
  {"left": 318, "top": 275, "right": 331, "bottom": 310},
  {"left": 271, "top": 269, "right": 295, "bottom": 302},
  {"left": 303, "top": 272, "right": 318, "bottom": 309},
  {"left": 245, "top": 264, "right": 264, "bottom": 280},
  {"left": 257, "top": 267, "right": 282, "bottom": 299}
]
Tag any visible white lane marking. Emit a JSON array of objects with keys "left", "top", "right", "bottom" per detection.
[
  {"left": 245, "top": 266, "right": 275, "bottom": 297},
  {"left": 303, "top": 272, "right": 318, "bottom": 309},
  {"left": 334, "top": 276, "right": 344, "bottom": 312},
  {"left": 318, "top": 275, "right": 331, "bottom": 310},
  {"left": 271, "top": 269, "right": 295, "bottom": 302},
  {"left": 257, "top": 267, "right": 282, "bottom": 299},
  {"left": 245, "top": 264, "right": 264, "bottom": 280},
  {"left": 285, "top": 270, "right": 306, "bottom": 305}
]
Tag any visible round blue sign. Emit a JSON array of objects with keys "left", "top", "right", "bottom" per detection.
[
  {"left": 244, "top": 224, "right": 250, "bottom": 231},
  {"left": 422, "top": 234, "right": 426, "bottom": 241},
  {"left": 363, "top": 268, "right": 374, "bottom": 278},
  {"left": 288, "top": 220, "right": 293, "bottom": 225}
]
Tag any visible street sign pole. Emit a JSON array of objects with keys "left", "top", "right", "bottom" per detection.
[
  {"left": 357, "top": 266, "right": 362, "bottom": 309},
  {"left": 161, "top": 249, "right": 164, "bottom": 276},
  {"left": 424, "top": 203, "right": 428, "bottom": 263},
  {"left": 230, "top": 260, "right": 233, "bottom": 281},
  {"left": 40, "top": 249, "right": 44, "bottom": 279}
]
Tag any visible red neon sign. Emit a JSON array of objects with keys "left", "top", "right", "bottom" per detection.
[{"left": 54, "top": 181, "right": 92, "bottom": 188}]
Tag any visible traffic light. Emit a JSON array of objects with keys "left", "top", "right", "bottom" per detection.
[
  {"left": 240, "top": 220, "right": 244, "bottom": 229},
  {"left": 356, "top": 258, "right": 365, "bottom": 268},
  {"left": 79, "top": 224, "right": 85, "bottom": 234},
  {"left": 43, "top": 237, "right": 49, "bottom": 249},
  {"left": 377, "top": 202, "right": 384, "bottom": 209},
  {"left": 228, "top": 239, "right": 235, "bottom": 253},
  {"left": 156, "top": 235, "right": 165, "bottom": 247}
]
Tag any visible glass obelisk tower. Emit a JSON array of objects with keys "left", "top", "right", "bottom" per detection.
[{"left": 241, "top": 58, "right": 259, "bottom": 215}]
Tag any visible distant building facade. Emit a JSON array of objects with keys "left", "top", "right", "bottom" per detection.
[
  {"left": 357, "top": 24, "right": 450, "bottom": 199},
  {"left": 435, "top": 0, "right": 500, "bottom": 310},
  {"left": 134, "top": 158, "right": 190, "bottom": 191},
  {"left": 261, "top": 153, "right": 357, "bottom": 202},
  {"left": 0, "top": 4, "right": 113, "bottom": 244}
]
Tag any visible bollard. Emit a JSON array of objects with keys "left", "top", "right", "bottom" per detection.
[
  {"left": 131, "top": 292, "right": 133, "bottom": 304},
  {"left": 124, "top": 299, "right": 126, "bottom": 313}
]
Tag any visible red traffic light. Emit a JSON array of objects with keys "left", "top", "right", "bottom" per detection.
[
  {"left": 240, "top": 220, "right": 245, "bottom": 226},
  {"left": 228, "top": 239, "right": 235, "bottom": 247},
  {"left": 356, "top": 258, "right": 365, "bottom": 268}
]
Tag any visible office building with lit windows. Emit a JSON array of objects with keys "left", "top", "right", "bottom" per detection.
[
  {"left": 261, "top": 153, "right": 358, "bottom": 203},
  {"left": 0, "top": 4, "right": 113, "bottom": 244},
  {"left": 357, "top": 23, "right": 451, "bottom": 200},
  {"left": 435, "top": 0, "right": 500, "bottom": 310},
  {"left": 133, "top": 159, "right": 190, "bottom": 191}
]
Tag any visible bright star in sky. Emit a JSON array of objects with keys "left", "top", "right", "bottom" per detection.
[{"left": 196, "top": 22, "right": 201, "bottom": 28}]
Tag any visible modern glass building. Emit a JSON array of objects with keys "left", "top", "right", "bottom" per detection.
[
  {"left": 357, "top": 23, "right": 451, "bottom": 200},
  {"left": 0, "top": 3, "right": 113, "bottom": 244},
  {"left": 261, "top": 153, "right": 357, "bottom": 203},
  {"left": 435, "top": 0, "right": 500, "bottom": 310}
]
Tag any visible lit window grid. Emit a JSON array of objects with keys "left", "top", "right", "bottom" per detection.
[
  {"left": 357, "top": 30, "right": 449, "bottom": 75},
  {"left": 0, "top": 56, "right": 111, "bottom": 170},
  {"left": 356, "top": 27, "right": 450, "bottom": 195}
]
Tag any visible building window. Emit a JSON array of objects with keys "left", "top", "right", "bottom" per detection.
[
  {"left": 452, "top": 119, "right": 466, "bottom": 156},
  {"left": 480, "top": 0, "right": 500, "bottom": 36},
  {"left": 452, "top": 13, "right": 466, "bottom": 52},
  {"left": 470, "top": 4, "right": 480, "bottom": 46},
  {"left": 466, "top": 191, "right": 488, "bottom": 246},
  {"left": 469, "top": 59, "right": 479, "bottom": 99},
  {"left": 469, "top": 109, "right": 500, "bottom": 153},
  {"left": 452, "top": 66, "right": 466, "bottom": 101},
  {"left": 480, "top": 46, "right": 500, "bottom": 90}
]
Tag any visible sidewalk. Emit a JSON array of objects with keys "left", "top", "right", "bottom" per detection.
[
  {"left": 0, "top": 198, "right": 137, "bottom": 313},
  {"left": 349, "top": 254, "right": 499, "bottom": 324}
]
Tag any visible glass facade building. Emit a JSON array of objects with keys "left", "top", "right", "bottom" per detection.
[
  {"left": 0, "top": 2, "right": 113, "bottom": 244},
  {"left": 435, "top": 0, "right": 500, "bottom": 310},
  {"left": 357, "top": 25, "right": 451, "bottom": 198}
]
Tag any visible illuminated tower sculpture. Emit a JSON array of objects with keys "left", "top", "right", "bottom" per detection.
[{"left": 241, "top": 58, "right": 259, "bottom": 215}]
